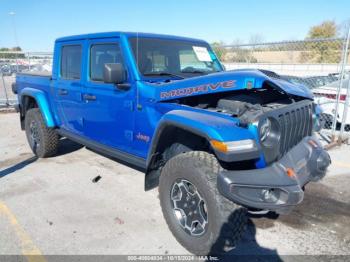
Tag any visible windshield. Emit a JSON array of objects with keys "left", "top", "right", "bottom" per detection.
[{"left": 129, "top": 37, "right": 223, "bottom": 79}]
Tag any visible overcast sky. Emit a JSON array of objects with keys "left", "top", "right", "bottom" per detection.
[{"left": 1, "top": 0, "right": 349, "bottom": 51}]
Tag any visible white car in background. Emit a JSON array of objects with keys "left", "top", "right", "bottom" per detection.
[{"left": 313, "top": 77, "right": 350, "bottom": 131}]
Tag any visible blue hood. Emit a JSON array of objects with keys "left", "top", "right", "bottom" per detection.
[{"left": 144, "top": 69, "right": 314, "bottom": 102}]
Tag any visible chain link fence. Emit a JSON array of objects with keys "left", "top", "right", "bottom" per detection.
[
  {"left": 0, "top": 51, "right": 53, "bottom": 107},
  {"left": 1, "top": 36, "right": 350, "bottom": 146},
  {"left": 213, "top": 36, "right": 350, "bottom": 146}
]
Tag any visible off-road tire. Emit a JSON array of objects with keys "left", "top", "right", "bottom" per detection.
[
  {"left": 25, "top": 108, "right": 59, "bottom": 158},
  {"left": 163, "top": 143, "right": 191, "bottom": 162},
  {"left": 159, "top": 151, "right": 247, "bottom": 255}
]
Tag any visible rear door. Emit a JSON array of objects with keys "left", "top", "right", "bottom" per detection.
[
  {"left": 82, "top": 38, "right": 135, "bottom": 153},
  {"left": 54, "top": 41, "right": 84, "bottom": 134}
]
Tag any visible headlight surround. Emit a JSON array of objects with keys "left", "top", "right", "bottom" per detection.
[{"left": 259, "top": 117, "right": 281, "bottom": 148}]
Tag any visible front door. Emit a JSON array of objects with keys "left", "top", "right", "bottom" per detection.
[{"left": 82, "top": 39, "right": 135, "bottom": 153}]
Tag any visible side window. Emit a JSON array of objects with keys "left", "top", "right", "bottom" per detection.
[
  {"left": 90, "top": 43, "right": 124, "bottom": 82},
  {"left": 61, "top": 45, "right": 82, "bottom": 79}
]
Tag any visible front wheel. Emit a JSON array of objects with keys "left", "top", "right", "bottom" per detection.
[{"left": 159, "top": 151, "right": 247, "bottom": 255}]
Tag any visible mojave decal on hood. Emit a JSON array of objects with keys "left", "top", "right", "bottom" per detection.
[{"left": 146, "top": 70, "right": 314, "bottom": 102}]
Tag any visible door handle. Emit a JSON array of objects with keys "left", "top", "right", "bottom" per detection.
[
  {"left": 83, "top": 94, "right": 96, "bottom": 101},
  {"left": 58, "top": 89, "right": 68, "bottom": 95}
]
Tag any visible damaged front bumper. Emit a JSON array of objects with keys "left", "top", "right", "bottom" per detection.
[{"left": 217, "top": 136, "right": 331, "bottom": 214}]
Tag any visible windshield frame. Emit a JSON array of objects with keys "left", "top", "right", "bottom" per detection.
[{"left": 127, "top": 36, "right": 224, "bottom": 81}]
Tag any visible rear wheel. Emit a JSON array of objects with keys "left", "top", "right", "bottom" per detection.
[
  {"left": 159, "top": 151, "right": 247, "bottom": 255},
  {"left": 25, "top": 108, "right": 59, "bottom": 158}
]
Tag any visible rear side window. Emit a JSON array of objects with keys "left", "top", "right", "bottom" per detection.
[
  {"left": 61, "top": 45, "right": 82, "bottom": 79},
  {"left": 90, "top": 43, "right": 124, "bottom": 82}
]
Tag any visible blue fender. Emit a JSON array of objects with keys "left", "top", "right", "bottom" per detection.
[
  {"left": 146, "top": 109, "right": 256, "bottom": 166},
  {"left": 19, "top": 87, "right": 56, "bottom": 128}
]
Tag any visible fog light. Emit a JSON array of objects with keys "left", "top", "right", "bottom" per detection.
[
  {"left": 261, "top": 189, "right": 279, "bottom": 203},
  {"left": 230, "top": 185, "right": 289, "bottom": 205}
]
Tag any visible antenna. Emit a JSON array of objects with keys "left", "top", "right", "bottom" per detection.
[{"left": 136, "top": 32, "right": 139, "bottom": 69}]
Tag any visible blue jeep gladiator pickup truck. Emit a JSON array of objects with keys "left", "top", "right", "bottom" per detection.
[{"left": 13, "top": 32, "right": 330, "bottom": 254}]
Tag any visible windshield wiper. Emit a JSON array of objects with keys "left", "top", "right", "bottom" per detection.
[
  {"left": 143, "top": 72, "right": 184, "bottom": 79},
  {"left": 181, "top": 69, "right": 208, "bottom": 75}
]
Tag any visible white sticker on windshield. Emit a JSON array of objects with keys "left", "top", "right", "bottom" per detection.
[{"left": 193, "top": 46, "right": 212, "bottom": 62}]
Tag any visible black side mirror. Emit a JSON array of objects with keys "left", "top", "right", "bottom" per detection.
[{"left": 103, "top": 63, "right": 127, "bottom": 85}]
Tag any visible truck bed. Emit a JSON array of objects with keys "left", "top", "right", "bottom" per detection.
[
  {"left": 17, "top": 71, "right": 52, "bottom": 77},
  {"left": 16, "top": 72, "right": 52, "bottom": 96}
]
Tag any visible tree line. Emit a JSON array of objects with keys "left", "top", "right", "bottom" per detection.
[
  {"left": 212, "top": 20, "right": 344, "bottom": 63},
  {"left": 0, "top": 47, "right": 24, "bottom": 59}
]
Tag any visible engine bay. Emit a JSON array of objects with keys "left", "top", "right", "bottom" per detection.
[{"left": 169, "top": 81, "right": 307, "bottom": 124}]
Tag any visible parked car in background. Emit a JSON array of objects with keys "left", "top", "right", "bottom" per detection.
[
  {"left": 28, "top": 63, "right": 52, "bottom": 72},
  {"left": 0, "top": 64, "right": 13, "bottom": 76},
  {"left": 281, "top": 75, "right": 315, "bottom": 89},
  {"left": 313, "top": 77, "right": 350, "bottom": 130},
  {"left": 0, "top": 63, "right": 46, "bottom": 76},
  {"left": 281, "top": 74, "right": 339, "bottom": 90},
  {"left": 304, "top": 75, "right": 339, "bottom": 88},
  {"left": 280, "top": 73, "right": 348, "bottom": 130},
  {"left": 1, "top": 64, "right": 26, "bottom": 76}
]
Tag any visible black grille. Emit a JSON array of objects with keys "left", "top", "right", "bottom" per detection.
[
  {"left": 259, "top": 100, "right": 314, "bottom": 164},
  {"left": 277, "top": 103, "right": 313, "bottom": 156}
]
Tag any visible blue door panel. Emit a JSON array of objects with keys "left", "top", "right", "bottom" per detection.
[
  {"left": 53, "top": 40, "right": 84, "bottom": 135},
  {"left": 82, "top": 38, "right": 136, "bottom": 153}
]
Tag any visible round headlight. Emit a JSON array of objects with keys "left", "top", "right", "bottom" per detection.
[
  {"left": 260, "top": 118, "right": 271, "bottom": 142},
  {"left": 259, "top": 117, "right": 280, "bottom": 148}
]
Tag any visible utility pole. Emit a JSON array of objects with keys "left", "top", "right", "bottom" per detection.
[
  {"left": 9, "top": 11, "right": 20, "bottom": 73},
  {"left": 339, "top": 22, "right": 350, "bottom": 143}
]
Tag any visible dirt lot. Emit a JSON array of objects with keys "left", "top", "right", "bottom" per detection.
[{"left": 0, "top": 112, "right": 350, "bottom": 259}]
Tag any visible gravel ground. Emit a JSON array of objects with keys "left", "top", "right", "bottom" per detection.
[{"left": 0, "top": 112, "right": 349, "bottom": 259}]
